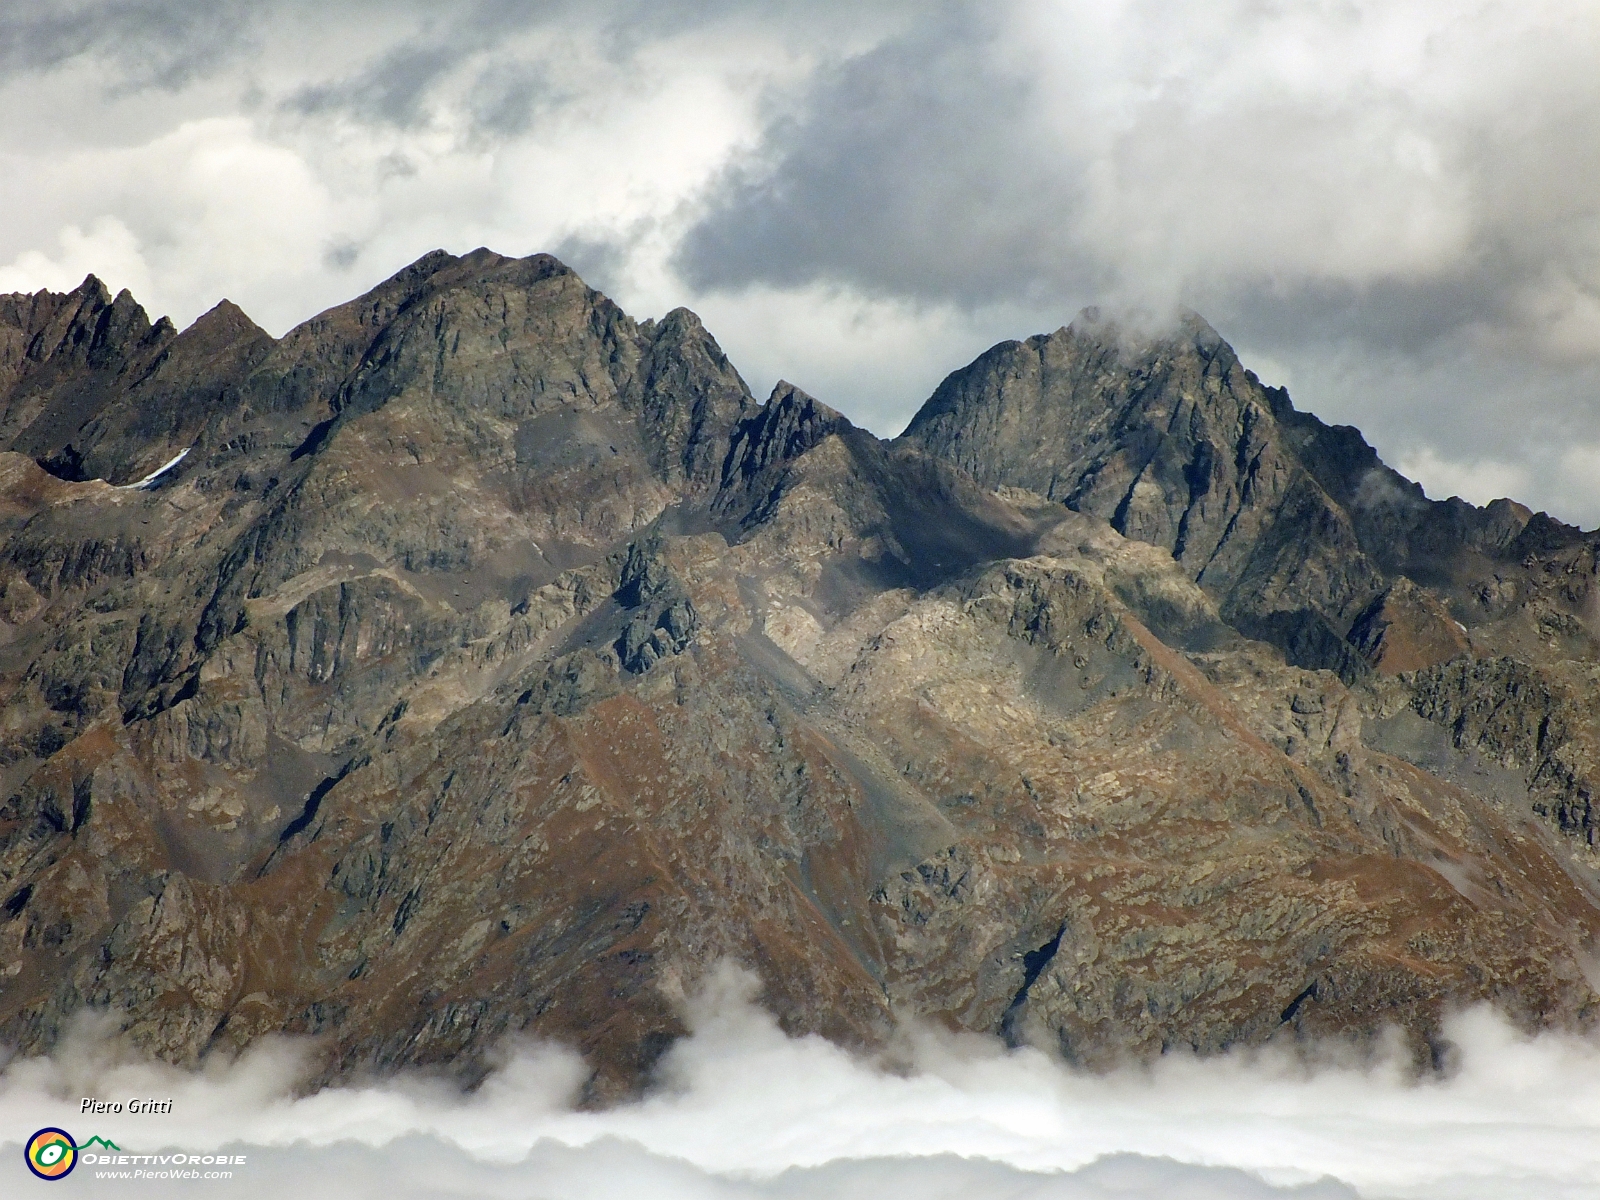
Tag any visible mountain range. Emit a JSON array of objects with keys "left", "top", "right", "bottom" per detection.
[{"left": 1, "top": 249, "right": 1597, "bottom": 1099}]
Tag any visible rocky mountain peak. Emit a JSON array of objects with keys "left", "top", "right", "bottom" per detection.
[
  {"left": 633, "top": 306, "right": 752, "bottom": 489},
  {"left": 898, "top": 307, "right": 1377, "bottom": 657},
  {"left": 74, "top": 272, "right": 113, "bottom": 302},
  {"left": 12, "top": 273, "right": 168, "bottom": 372},
  {"left": 898, "top": 310, "right": 1588, "bottom": 680},
  {"left": 899, "top": 305, "right": 1258, "bottom": 500},
  {"left": 2, "top": 250, "right": 1599, "bottom": 1106},
  {"left": 725, "top": 381, "right": 850, "bottom": 480},
  {"left": 189, "top": 298, "right": 265, "bottom": 340},
  {"left": 0, "top": 275, "right": 177, "bottom": 478}
]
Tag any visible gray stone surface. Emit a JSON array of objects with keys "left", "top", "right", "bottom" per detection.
[{"left": 1, "top": 254, "right": 1598, "bottom": 1099}]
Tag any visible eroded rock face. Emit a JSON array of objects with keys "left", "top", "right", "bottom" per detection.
[
  {"left": 1, "top": 254, "right": 1598, "bottom": 1100},
  {"left": 898, "top": 312, "right": 1385, "bottom": 642},
  {"left": 1347, "top": 578, "right": 1473, "bottom": 673}
]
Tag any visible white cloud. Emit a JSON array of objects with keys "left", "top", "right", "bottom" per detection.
[
  {"left": 1556, "top": 444, "right": 1600, "bottom": 516},
  {"left": 3, "top": 965, "right": 1600, "bottom": 1199},
  {"left": 0, "top": 6, "right": 819, "bottom": 334},
  {"left": 685, "top": 283, "right": 1046, "bottom": 432},
  {"left": 1394, "top": 446, "right": 1533, "bottom": 508},
  {"left": 0, "top": 115, "right": 350, "bottom": 329},
  {"left": 0, "top": 216, "right": 151, "bottom": 301}
]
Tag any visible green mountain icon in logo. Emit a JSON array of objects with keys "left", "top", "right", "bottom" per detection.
[{"left": 76, "top": 1136, "right": 122, "bottom": 1151}]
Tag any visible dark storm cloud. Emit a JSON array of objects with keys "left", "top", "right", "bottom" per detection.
[
  {"left": 289, "top": 41, "right": 464, "bottom": 128},
  {"left": 0, "top": 0, "right": 904, "bottom": 142},
  {"left": 467, "top": 60, "right": 561, "bottom": 137},
  {"left": 548, "top": 232, "right": 633, "bottom": 299},
  {"left": 1220, "top": 273, "right": 1506, "bottom": 361},
  {"left": 0, "top": 0, "right": 257, "bottom": 86},
  {"left": 274, "top": 0, "right": 905, "bottom": 135},
  {"left": 677, "top": 2, "right": 1599, "bottom": 337},
  {"left": 281, "top": 2, "right": 580, "bottom": 130},
  {"left": 0, "top": 0, "right": 635, "bottom": 136},
  {"left": 678, "top": 7, "right": 1102, "bottom": 305}
]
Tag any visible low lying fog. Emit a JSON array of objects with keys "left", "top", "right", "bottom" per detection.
[{"left": 4, "top": 965, "right": 1598, "bottom": 1199}]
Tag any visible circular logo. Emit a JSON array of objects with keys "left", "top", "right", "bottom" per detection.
[{"left": 24, "top": 1128, "right": 77, "bottom": 1181}]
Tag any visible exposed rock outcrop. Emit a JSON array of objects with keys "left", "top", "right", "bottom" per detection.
[
  {"left": 1346, "top": 578, "right": 1473, "bottom": 673},
  {"left": 1, "top": 256, "right": 1598, "bottom": 1100}
]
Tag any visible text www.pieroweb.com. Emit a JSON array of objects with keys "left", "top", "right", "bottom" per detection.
[{"left": 88, "top": 1152, "right": 246, "bottom": 1181}]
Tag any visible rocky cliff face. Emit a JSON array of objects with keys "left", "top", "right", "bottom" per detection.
[
  {"left": 898, "top": 312, "right": 1383, "bottom": 634},
  {"left": 897, "top": 312, "right": 1572, "bottom": 678},
  {"left": 1, "top": 255, "right": 1598, "bottom": 1099}
]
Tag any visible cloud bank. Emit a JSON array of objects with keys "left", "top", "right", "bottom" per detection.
[
  {"left": 1, "top": 1, "right": 1598, "bottom": 523},
  {"left": 3, "top": 966, "right": 1600, "bottom": 1199}
]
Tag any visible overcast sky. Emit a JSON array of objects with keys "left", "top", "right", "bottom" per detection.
[{"left": 2, "top": 0, "right": 1598, "bottom": 525}]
